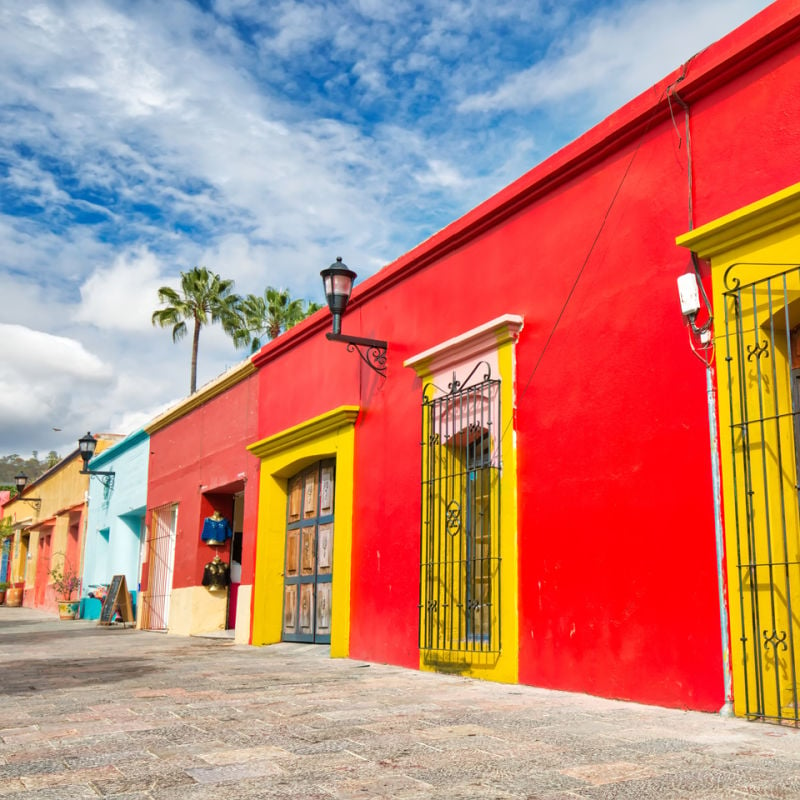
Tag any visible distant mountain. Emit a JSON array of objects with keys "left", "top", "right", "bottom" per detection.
[{"left": 0, "top": 452, "right": 61, "bottom": 487}]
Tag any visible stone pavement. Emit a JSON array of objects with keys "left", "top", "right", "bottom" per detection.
[{"left": 0, "top": 607, "right": 798, "bottom": 800}]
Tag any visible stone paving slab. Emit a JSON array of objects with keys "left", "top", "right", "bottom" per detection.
[{"left": 1, "top": 606, "right": 799, "bottom": 798}]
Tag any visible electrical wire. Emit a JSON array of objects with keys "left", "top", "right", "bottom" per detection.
[
  {"left": 668, "top": 60, "right": 715, "bottom": 367},
  {"left": 498, "top": 139, "right": 642, "bottom": 446},
  {"left": 496, "top": 56, "right": 707, "bottom": 446},
  {"left": 687, "top": 322, "right": 715, "bottom": 366},
  {"left": 667, "top": 68, "right": 694, "bottom": 232}
]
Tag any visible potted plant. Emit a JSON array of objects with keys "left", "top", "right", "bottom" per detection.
[
  {"left": 48, "top": 561, "right": 81, "bottom": 619},
  {"left": 0, "top": 582, "right": 8, "bottom": 605}
]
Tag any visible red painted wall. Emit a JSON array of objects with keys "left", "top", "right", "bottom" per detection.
[
  {"left": 147, "top": 373, "right": 260, "bottom": 595},
  {"left": 252, "top": 2, "right": 800, "bottom": 710}
]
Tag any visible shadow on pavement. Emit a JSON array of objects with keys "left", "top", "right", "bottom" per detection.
[
  {"left": 0, "top": 656, "right": 155, "bottom": 695},
  {"left": 0, "top": 619, "right": 57, "bottom": 629},
  {"left": 0, "top": 626, "right": 139, "bottom": 645}
]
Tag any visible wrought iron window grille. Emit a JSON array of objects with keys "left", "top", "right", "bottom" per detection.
[{"left": 418, "top": 360, "right": 502, "bottom": 654}]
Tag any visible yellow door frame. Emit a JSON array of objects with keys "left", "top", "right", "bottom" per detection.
[{"left": 248, "top": 406, "right": 359, "bottom": 657}]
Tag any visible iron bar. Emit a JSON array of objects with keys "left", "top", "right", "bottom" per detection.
[
  {"left": 752, "top": 280, "right": 782, "bottom": 720},
  {"left": 729, "top": 289, "right": 760, "bottom": 718},
  {"left": 779, "top": 275, "right": 800, "bottom": 725},
  {"left": 731, "top": 409, "right": 800, "bottom": 427}
]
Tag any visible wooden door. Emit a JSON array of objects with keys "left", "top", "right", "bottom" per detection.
[{"left": 282, "top": 460, "right": 335, "bottom": 643}]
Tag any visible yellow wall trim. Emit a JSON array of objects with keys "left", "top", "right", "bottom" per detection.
[
  {"left": 247, "top": 406, "right": 360, "bottom": 459},
  {"left": 676, "top": 182, "right": 800, "bottom": 259},
  {"left": 145, "top": 359, "right": 256, "bottom": 434}
]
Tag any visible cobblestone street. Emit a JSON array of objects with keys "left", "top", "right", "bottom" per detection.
[{"left": 1, "top": 606, "right": 798, "bottom": 799}]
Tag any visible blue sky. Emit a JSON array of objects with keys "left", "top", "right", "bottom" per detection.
[{"left": 0, "top": 0, "right": 773, "bottom": 455}]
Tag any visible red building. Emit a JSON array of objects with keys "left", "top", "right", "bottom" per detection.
[
  {"left": 241, "top": 0, "right": 800, "bottom": 719},
  {"left": 142, "top": 362, "right": 260, "bottom": 640}
]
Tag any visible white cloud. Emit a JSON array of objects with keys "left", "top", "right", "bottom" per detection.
[
  {"left": 416, "top": 159, "right": 469, "bottom": 189},
  {"left": 1, "top": 324, "right": 108, "bottom": 381},
  {"left": 0, "top": 0, "right": 777, "bottom": 456},
  {"left": 0, "top": 325, "right": 112, "bottom": 451},
  {"left": 458, "top": 0, "right": 773, "bottom": 116},
  {"left": 75, "top": 248, "right": 166, "bottom": 332},
  {"left": 106, "top": 390, "right": 178, "bottom": 438}
]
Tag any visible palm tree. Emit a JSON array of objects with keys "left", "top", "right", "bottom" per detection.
[
  {"left": 152, "top": 266, "right": 241, "bottom": 394},
  {"left": 235, "top": 287, "right": 322, "bottom": 353}
]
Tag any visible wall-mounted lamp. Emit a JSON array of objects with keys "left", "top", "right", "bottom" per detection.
[
  {"left": 321, "top": 257, "right": 387, "bottom": 377},
  {"left": 13, "top": 472, "right": 41, "bottom": 511},
  {"left": 78, "top": 432, "right": 115, "bottom": 488}
]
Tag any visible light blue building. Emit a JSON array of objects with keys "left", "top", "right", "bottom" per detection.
[{"left": 81, "top": 429, "right": 149, "bottom": 619}]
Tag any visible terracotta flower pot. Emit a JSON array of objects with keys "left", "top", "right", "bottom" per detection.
[{"left": 5, "top": 587, "right": 23, "bottom": 607}]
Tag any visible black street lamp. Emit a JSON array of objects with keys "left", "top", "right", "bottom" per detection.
[
  {"left": 78, "top": 432, "right": 115, "bottom": 488},
  {"left": 13, "top": 472, "right": 41, "bottom": 511},
  {"left": 320, "top": 257, "right": 387, "bottom": 377}
]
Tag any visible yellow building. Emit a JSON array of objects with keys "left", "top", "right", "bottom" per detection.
[
  {"left": 678, "top": 183, "right": 800, "bottom": 724},
  {"left": 2, "top": 436, "right": 120, "bottom": 613}
]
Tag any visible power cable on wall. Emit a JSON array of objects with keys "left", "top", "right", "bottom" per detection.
[
  {"left": 669, "top": 54, "right": 734, "bottom": 716},
  {"left": 500, "top": 55, "right": 706, "bottom": 445},
  {"left": 667, "top": 62, "right": 695, "bottom": 232},
  {"left": 498, "top": 135, "right": 644, "bottom": 445},
  {"left": 668, "top": 63, "right": 715, "bottom": 367}
]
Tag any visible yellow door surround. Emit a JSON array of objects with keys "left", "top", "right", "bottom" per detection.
[{"left": 248, "top": 406, "right": 358, "bottom": 657}]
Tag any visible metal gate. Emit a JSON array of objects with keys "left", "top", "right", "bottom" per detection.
[
  {"left": 419, "top": 361, "right": 501, "bottom": 653},
  {"left": 722, "top": 264, "right": 800, "bottom": 725},
  {"left": 140, "top": 503, "right": 177, "bottom": 631}
]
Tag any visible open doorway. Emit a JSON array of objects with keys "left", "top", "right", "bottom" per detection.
[{"left": 228, "top": 492, "right": 244, "bottom": 630}]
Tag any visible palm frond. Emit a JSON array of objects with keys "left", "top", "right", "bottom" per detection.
[{"left": 152, "top": 265, "right": 243, "bottom": 394}]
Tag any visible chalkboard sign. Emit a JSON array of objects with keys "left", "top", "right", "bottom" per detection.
[{"left": 98, "top": 574, "right": 134, "bottom": 627}]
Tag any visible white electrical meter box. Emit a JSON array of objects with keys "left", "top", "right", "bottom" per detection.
[{"left": 677, "top": 273, "right": 701, "bottom": 317}]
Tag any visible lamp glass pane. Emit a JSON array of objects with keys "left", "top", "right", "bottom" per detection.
[
  {"left": 332, "top": 274, "right": 352, "bottom": 296},
  {"left": 79, "top": 434, "right": 96, "bottom": 457}
]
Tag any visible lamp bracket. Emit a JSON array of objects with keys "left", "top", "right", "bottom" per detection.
[
  {"left": 326, "top": 333, "right": 388, "bottom": 378},
  {"left": 18, "top": 498, "right": 42, "bottom": 512},
  {"left": 81, "top": 469, "right": 115, "bottom": 489}
]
